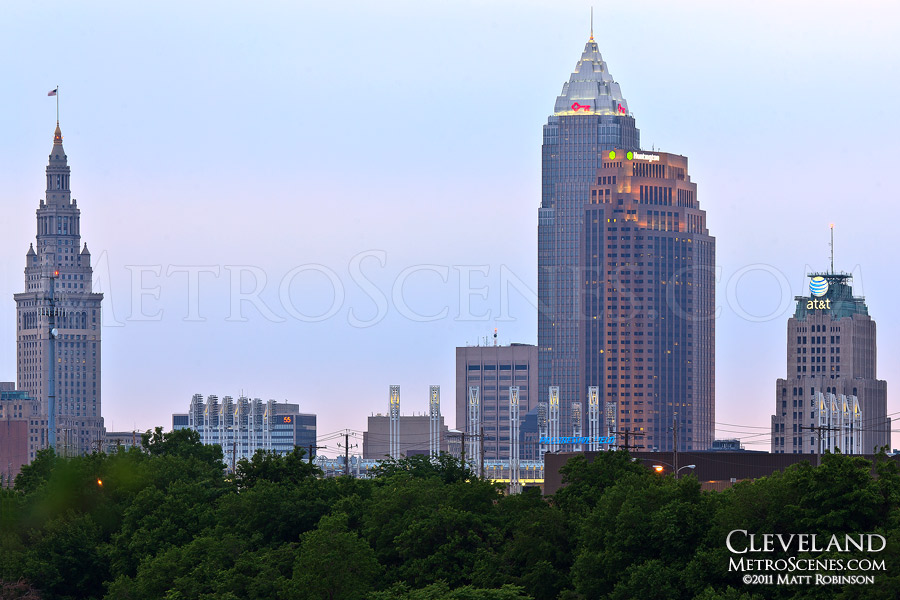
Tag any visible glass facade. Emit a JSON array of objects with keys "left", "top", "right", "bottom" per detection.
[
  {"left": 538, "top": 38, "right": 716, "bottom": 450},
  {"left": 294, "top": 414, "right": 317, "bottom": 458},
  {"left": 579, "top": 152, "right": 715, "bottom": 451},
  {"left": 538, "top": 39, "right": 641, "bottom": 440}
]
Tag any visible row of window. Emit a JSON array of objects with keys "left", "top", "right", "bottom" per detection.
[{"left": 796, "top": 365, "right": 840, "bottom": 373}]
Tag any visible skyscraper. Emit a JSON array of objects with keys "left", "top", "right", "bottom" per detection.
[
  {"left": 581, "top": 150, "right": 715, "bottom": 451},
  {"left": 538, "top": 33, "right": 715, "bottom": 450},
  {"left": 771, "top": 271, "right": 889, "bottom": 454},
  {"left": 14, "top": 123, "right": 104, "bottom": 455}
]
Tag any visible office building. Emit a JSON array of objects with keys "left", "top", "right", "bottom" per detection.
[
  {"left": 363, "top": 414, "right": 450, "bottom": 459},
  {"left": 771, "top": 271, "right": 889, "bottom": 454},
  {"left": 581, "top": 150, "right": 715, "bottom": 451},
  {"left": 14, "top": 123, "right": 105, "bottom": 455},
  {"left": 538, "top": 33, "right": 715, "bottom": 451},
  {"left": 172, "top": 413, "right": 190, "bottom": 431},
  {"left": 456, "top": 343, "right": 538, "bottom": 460},
  {"left": 0, "top": 383, "right": 46, "bottom": 481},
  {"left": 365, "top": 385, "right": 449, "bottom": 460},
  {"left": 538, "top": 33, "right": 640, "bottom": 441},
  {"left": 179, "top": 394, "right": 317, "bottom": 466},
  {"left": 102, "top": 431, "right": 142, "bottom": 453}
]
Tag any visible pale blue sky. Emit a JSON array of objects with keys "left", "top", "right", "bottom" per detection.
[{"left": 1, "top": 1, "right": 898, "bottom": 451}]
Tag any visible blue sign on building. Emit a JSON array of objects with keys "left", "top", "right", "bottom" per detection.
[{"left": 539, "top": 435, "right": 616, "bottom": 445}]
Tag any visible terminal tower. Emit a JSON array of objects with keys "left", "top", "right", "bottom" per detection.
[{"left": 14, "top": 123, "right": 104, "bottom": 455}]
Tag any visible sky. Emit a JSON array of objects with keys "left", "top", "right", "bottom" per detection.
[{"left": 1, "top": 0, "right": 898, "bottom": 453}]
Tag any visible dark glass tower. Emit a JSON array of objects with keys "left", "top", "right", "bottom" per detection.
[
  {"left": 14, "top": 123, "right": 104, "bottom": 455},
  {"left": 538, "top": 35, "right": 715, "bottom": 451},
  {"left": 538, "top": 35, "right": 640, "bottom": 441}
]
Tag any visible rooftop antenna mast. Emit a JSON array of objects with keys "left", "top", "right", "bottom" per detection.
[
  {"left": 829, "top": 223, "right": 835, "bottom": 274},
  {"left": 590, "top": 7, "right": 594, "bottom": 40}
]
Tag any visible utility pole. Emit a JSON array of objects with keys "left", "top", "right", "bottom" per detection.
[
  {"left": 480, "top": 426, "right": 485, "bottom": 479},
  {"left": 448, "top": 430, "right": 483, "bottom": 474},
  {"left": 338, "top": 431, "right": 357, "bottom": 477},
  {"left": 672, "top": 416, "right": 679, "bottom": 480},
  {"left": 800, "top": 424, "right": 841, "bottom": 467},
  {"left": 308, "top": 444, "right": 325, "bottom": 464},
  {"left": 614, "top": 429, "right": 645, "bottom": 451},
  {"left": 46, "top": 271, "right": 58, "bottom": 454}
]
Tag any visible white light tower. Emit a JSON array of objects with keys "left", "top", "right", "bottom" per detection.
[
  {"left": 467, "top": 386, "right": 481, "bottom": 469},
  {"left": 389, "top": 385, "right": 401, "bottom": 459},
  {"left": 509, "top": 386, "right": 521, "bottom": 494},
  {"left": 264, "top": 400, "right": 274, "bottom": 451},
  {"left": 587, "top": 386, "right": 600, "bottom": 450},
  {"left": 606, "top": 400, "right": 617, "bottom": 445},
  {"left": 538, "top": 402, "right": 548, "bottom": 459},
  {"left": 429, "top": 385, "right": 441, "bottom": 458},
  {"left": 572, "top": 401, "right": 583, "bottom": 452},
  {"left": 548, "top": 386, "right": 560, "bottom": 453}
]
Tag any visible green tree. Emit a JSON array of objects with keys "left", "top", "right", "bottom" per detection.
[
  {"left": 288, "top": 516, "right": 380, "bottom": 600},
  {"left": 21, "top": 514, "right": 107, "bottom": 600},
  {"left": 13, "top": 449, "right": 59, "bottom": 495},
  {"left": 106, "top": 478, "right": 223, "bottom": 578},
  {"left": 571, "top": 473, "right": 717, "bottom": 600},
  {"left": 368, "top": 581, "right": 533, "bottom": 600},
  {"left": 372, "top": 452, "right": 474, "bottom": 484},
  {"left": 494, "top": 488, "right": 572, "bottom": 600},
  {"left": 553, "top": 450, "right": 651, "bottom": 515},
  {"left": 141, "top": 427, "right": 224, "bottom": 467},
  {"left": 362, "top": 475, "right": 501, "bottom": 586},
  {"left": 234, "top": 447, "right": 320, "bottom": 488}
]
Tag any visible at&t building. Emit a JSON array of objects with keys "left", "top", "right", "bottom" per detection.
[{"left": 771, "top": 270, "right": 889, "bottom": 454}]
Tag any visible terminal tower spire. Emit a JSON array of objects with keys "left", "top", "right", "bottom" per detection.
[{"left": 46, "top": 122, "right": 72, "bottom": 207}]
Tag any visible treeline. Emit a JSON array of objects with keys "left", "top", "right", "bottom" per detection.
[{"left": 1, "top": 428, "right": 898, "bottom": 600}]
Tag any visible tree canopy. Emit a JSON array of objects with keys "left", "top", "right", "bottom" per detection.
[{"left": 2, "top": 438, "right": 898, "bottom": 600}]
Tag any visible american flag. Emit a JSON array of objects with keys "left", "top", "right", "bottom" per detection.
[{"left": 47, "top": 88, "right": 58, "bottom": 96}]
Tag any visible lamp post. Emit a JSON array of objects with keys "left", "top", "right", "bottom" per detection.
[{"left": 639, "top": 458, "right": 695, "bottom": 479}]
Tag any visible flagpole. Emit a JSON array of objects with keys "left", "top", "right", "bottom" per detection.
[{"left": 56, "top": 85, "right": 59, "bottom": 123}]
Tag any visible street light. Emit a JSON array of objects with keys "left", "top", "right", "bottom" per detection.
[{"left": 645, "top": 460, "right": 696, "bottom": 479}]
